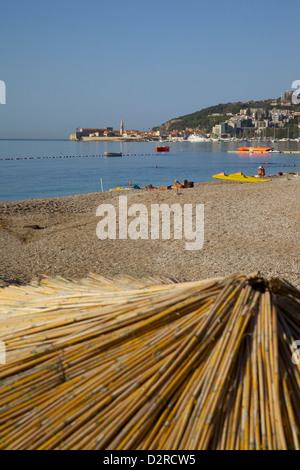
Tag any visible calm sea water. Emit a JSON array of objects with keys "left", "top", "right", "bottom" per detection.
[{"left": 0, "top": 139, "right": 299, "bottom": 201}]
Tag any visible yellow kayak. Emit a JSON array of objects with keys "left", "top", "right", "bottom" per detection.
[{"left": 212, "top": 172, "right": 272, "bottom": 183}]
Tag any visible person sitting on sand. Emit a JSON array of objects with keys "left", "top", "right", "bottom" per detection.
[{"left": 258, "top": 166, "right": 265, "bottom": 177}]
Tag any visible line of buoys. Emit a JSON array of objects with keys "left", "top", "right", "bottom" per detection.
[{"left": 0, "top": 153, "right": 158, "bottom": 161}]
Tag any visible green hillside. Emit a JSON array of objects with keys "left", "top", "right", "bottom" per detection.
[{"left": 153, "top": 98, "right": 299, "bottom": 133}]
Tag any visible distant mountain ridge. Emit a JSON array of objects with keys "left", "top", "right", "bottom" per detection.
[{"left": 154, "top": 98, "right": 298, "bottom": 133}]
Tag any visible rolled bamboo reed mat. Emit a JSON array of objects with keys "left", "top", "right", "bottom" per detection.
[{"left": 0, "top": 272, "right": 299, "bottom": 450}]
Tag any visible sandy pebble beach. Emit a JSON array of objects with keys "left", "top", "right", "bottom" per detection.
[{"left": 0, "top": 175, "right": 299, "bottom": 288}]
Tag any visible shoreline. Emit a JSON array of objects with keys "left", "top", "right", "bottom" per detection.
[
  {"left": 0, "top": 173, "right": 297, "bottom": 204},
  {"left": 0, "top": 177, "right": 299, "bottom": 288},
  {"left": 0, "top": 180, "right": 221, "bottom": 205}
]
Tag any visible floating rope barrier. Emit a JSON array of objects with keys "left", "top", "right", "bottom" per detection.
[{"left": 0, "top": 154, "right": 157, "bottom": 161}]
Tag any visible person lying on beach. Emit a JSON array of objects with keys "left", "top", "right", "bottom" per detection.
[
  {"left": 172, "top": 180, "right": 183, "bottom": 188},
  {"left": 172, "top": 179, "right": 194, "bottom": 189},
  {"left": 144, "top": 180, "right": 194, "bottom": 191},
  {"left": 183, "top": 179, "right": 194, "bottom": 188}
]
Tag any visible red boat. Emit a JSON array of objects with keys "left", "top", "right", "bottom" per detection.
[{"left": 155, "top": 146, "right": 170, "bottom": 152}]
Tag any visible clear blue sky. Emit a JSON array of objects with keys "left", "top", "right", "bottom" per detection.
[{"left": 1, "top": 0, "right": 300, "bottom": 138}]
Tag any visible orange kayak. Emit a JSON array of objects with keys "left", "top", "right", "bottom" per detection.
[{"left": 237, "top": 147, "right": 273, "bottom": 153}]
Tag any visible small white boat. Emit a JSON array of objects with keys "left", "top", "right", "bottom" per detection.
[{"left": 104, "top": 152, "right": 122, "bottom": 157}]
